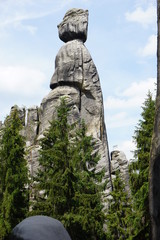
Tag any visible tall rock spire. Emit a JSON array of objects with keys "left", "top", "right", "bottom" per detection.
[
  {"left": 5, "top": 9, "right": 112, "bottom": 205},
  {"left": 38, "top": 9, "right": 111, "bottom": 202}
]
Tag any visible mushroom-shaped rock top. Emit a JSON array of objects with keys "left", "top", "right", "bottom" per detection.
[{"left": 58, "top": 8, "right": 88, "bottom": 43}]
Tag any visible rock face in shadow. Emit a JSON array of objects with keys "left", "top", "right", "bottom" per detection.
[{"left": 149, "top": 1, "right": 160, "bottom": 239}]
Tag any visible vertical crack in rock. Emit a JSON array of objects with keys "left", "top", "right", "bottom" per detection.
[
  {"left": 79, "top": 42, "right": 85, "bottom": 113},
  {"left": 36, "top": 108, "right": 40, "bottom": 136}
]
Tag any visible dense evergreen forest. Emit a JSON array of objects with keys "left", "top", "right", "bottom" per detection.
[{"left": 0, "top": 95, "right": 155, "bottom": 239}]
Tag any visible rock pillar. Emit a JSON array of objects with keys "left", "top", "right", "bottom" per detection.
[{"left": 39, "top": 8, "right": 112, "bottom": 202}]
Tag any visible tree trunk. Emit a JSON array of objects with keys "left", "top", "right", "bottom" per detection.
[{"left": 149, "top": 1, "right": 159, "bottom": 239}]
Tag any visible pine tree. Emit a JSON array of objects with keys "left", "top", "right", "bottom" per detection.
[
  {"left": 67, "top": 120, "right": 106, "bottom": 240},
  {"left": 0, "top": 108, "right": 29, "bottom": 239},
  {"left": 106, "top": 170, "right": 132, "bottom": 240},
  {"left": 129, "top": 92, "right": 155, "bottom": 239},
  {"left": 32, "top": 98, "right": 106, "bottom": 240},
  {"left": 32, "top": 98, "right": 75, "bottom": 218}
]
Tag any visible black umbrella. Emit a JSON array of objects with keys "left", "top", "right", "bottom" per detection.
[{"left": 10, "top": 215, "right": 71, "bottom": 240}]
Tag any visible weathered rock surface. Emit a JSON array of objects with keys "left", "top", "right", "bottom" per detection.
[
  {"left": 25, "top": 106, "right": 39, "bottom": 146},
  {"left": 2, "top": 8, "right": 112, "bottom": 204},
  {"left": 48, "top": 38, "right": 104, "bottom": 139},
  {"left": 41, "top": 8, "right": 111, "bottom": 199},
  {"left": 111, "top": 150, "right": 130, "bottom": 194},
  {"left": 58, "top": 8, "right": 88, "bottom": 43},
  {"left": 11, "top": 105, "right": 25, "bottom": 126},
  {"left": 0, "top": 121, "right": 3, "bottom": 139}
]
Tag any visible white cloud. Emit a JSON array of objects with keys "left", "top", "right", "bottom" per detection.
[
  {"left": 106, "top": 76, "right": 156, "bottom": 158},
  {"left": 0, "top": 0, "right": 74, "bottom": 34},
  {"left": 105, "top": 96, "right": 142, "bottom": 110},
  {"left": 105, "top": 78, "right": 156, "bottom": 110},
  {"left": 13, "top": 21, "right": 37, "bottom": 35},
  {"left": 105, "top": 78, "right": 156, "bottom": 132},
  {"left": 0, "top": 65, "right": 48, "bottom": 97},
  {"left": 106, "top": 112, "right": 137, "bottom": 129},
  {"left": 122, "top": 77, "right": 156, "bottom": 97},
  {"left": 118, "top": 140, "right": 136, "bottom": 160},
  {"left": 0, "top": 65, "right": 49, "bottom": 121},
  {"left": 125, "top": 5, "right": 156, "bottom": 27},
  {"left": 135, "top": 0, "right": 157, "bottom": 8},
  {"left": 139, "top": 34, "right": 157, "bottom": 57},
  {"left": 109, "top": 139, "right": 136, "bottom": 161}
]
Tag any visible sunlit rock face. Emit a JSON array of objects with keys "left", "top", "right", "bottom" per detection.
[
  {"left": 58, "top": 8, "right": 88, "bottom": 43},
  {"left": 5, "top": 9, "right": 112, "bottom": 203},
  {"left": 111, "top": 150, "right": 130, "bottom": 195},
  {"left": 39, "top": 8, "right": 112, "bottom": 202}
]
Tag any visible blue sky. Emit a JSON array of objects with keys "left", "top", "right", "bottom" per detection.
[{"left": 0, "top": 0, "right": 157, "bottom": 160}]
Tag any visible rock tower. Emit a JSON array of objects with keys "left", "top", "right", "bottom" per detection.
[
  {"left": 1, "top": 9, "right": 112, "bottom": 204},
  {"left": 38, "top": 8, "right": 112, "bottom": 203}
]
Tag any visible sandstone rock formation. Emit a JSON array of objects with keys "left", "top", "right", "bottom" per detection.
[
  {"left": 58, "top": 8, "right": 88, "bottom": 43},
  {"left": 110, "top": 150, "right": 130, "bottom": 194},
  {"left": 0, "top": 121, "right": 2, "bottom": 129},
  {"left": 39, "top": 8, "right": 112, "bottom": 204},
  {"left": 0, "top": 9, "right": 112, "bottom": 205}
]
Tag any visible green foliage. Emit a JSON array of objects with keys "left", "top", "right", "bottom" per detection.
[
  {"left": 106, "top": 170, "right": 132, "bottom": 240},
  {"left": 129, "top": 92, "right": 155, "bottom": 239},
  {"left": 32, "top": 98, "right": 106, "bottom": 240},
  {"left": 0, "top": 108, "right": 29, "bottom": 239}
]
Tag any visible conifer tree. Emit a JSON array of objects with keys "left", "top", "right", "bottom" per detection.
[
  {"left": 32, "top": 98, "right": 106, "bottom": 240},
  {"left": 129, "top": 92, "right": 155, "bottom": 239},
  {"left": 68, "top": 120, "right": 106, "bottom": 240},
  {"left": 0, "top": 108, "right": 29, "bottom": 239},
  {"left": 106, "top": 170, "right": 132, "bottom": 240}
]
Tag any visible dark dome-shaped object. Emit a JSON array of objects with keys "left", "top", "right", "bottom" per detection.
[{"left": 10, "top": 216, "right": 71, "bottom": 240}]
